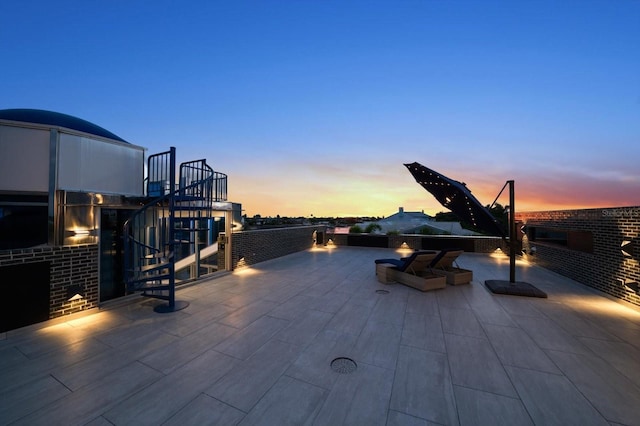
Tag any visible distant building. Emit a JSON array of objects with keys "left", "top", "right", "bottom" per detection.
[
  {"left": 363, "top": 207, "right": 480, "bottom": 236},
  {"left": 333, "top": 227, "right": 351, "bottom": 234}
]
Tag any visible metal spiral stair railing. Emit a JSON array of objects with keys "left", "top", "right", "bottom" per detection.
[{"left": 123, "top": 148, "right": 227, "bottom": 312}]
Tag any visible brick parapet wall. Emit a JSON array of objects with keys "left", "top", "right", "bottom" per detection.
[
  {"left": 327, "top": 234, "right": 348, "bottom": 246},
  {"left": 388, "top": 235, "right": 423, "bottom": 250},
  {"left": 516, "top": 206, "right": 640, "bottom": 307},
  {"left": 0, "top": 244, "right": 99, "bottom": 319},
  {"left": 326, "top": 233, "right": 502, "bottom": 253},
  {"left": 474, "top": 237, "right": 508, "bottom": 253},
  {"left": 231, "top": 226, "right": 327, "bottom": 269}
]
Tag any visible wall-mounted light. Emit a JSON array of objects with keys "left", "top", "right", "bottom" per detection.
[
  {"left": 67, "top": 284, "right": 85, "bottom": 301},
  {"left": 69, "top": 228, "right": 97, "bottom": 238},
  {"left": 621, "top": 240, "right": 633, "bottom": 258},
  {"left": 617, "top": 278, "right": 640, "bottom": 294},
  {"left": 621, "top": 279, "right": 639, "bottom": 294},
  {"left": 400, "top": 242, "right": 410, "bottom": 249}
]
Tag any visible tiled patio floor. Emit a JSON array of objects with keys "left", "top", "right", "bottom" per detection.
[{"left": 1, "top": 246, "right": 640, "bottom": 425}]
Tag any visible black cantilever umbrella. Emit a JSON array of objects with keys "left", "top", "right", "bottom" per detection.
[
  {"left": 404, "top": 162, "right": 505, "bottom": 237},
  {"left": 405, "top": 161, "right": 547, "bottom": 298}
]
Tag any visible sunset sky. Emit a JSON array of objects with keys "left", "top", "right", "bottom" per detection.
[{"left": 2, "top": 1, "right": 639, "bottom": 218}]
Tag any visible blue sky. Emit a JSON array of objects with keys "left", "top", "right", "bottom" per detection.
[{"left": 2, "top": 0, "right": 639, "bottom": 217}]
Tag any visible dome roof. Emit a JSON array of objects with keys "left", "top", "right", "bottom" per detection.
[{"left": 0, "top": 108, "right": 127, "bottom": 143}]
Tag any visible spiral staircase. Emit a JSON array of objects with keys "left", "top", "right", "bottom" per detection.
[{"left": 123, "top": 147, "right": 227, "bottom": 312}]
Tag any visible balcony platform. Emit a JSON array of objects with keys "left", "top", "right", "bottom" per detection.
[{"left": 1, "top": 247, "right": 640, "bottom": 425}]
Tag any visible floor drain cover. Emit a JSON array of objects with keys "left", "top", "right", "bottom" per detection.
[
  {"left": 376, "top": 289, "right": 390, "bottom": 294},
  {"left": 330, "top": 357, "right": 357, "bottom": 374}
]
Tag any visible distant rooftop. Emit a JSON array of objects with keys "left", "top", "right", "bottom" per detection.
[{"left": 355, "top": 207, "right": 479, "bottom": 236}]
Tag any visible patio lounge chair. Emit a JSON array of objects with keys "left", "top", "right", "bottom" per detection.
[
  {"left": 374, "top": 250, "right": 446, "bottom": 291},
  {"left": 429, "top": 248, "right": 473, "bottom": 285}
]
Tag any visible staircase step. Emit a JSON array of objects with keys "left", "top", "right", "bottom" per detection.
[
  {"left": 126, "top": 283, "right": 168, "bottom": 293},
  {"left": 130, "top": 278, "right": 169, "bottom": 288},
  {"left": 143, "top": 253, "right": 169, "bottom": 260},
  {"left": 128, "top": 273, "right": 171, "bottom": 285},
  {"left": 140, "top": 250, "right": 172, "bottom": 258},
  {"left": 140, "top": 283, "right": 170, "bottom": 292},
  {"left": 141, "top": 292, "right": 170, "bottom": 301},
  {"left": 139, "top": 262, "right": 171, "bottom": 273}
]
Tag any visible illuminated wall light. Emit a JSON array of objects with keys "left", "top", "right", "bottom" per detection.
[
  {"left": 621, "top": 240, "right": 633, "bottom": 257},
  {"left": 490, "top": 246, "right": 508, "bottom": 260},
  {"left": 67, "top": 284, "right": 85, "bottom": 301},
  {"left": 621, "top": 279, "right": 639, "bottom": 294},
  {"left": 400, "top": 242, "right": 410, "bottom": 249}
]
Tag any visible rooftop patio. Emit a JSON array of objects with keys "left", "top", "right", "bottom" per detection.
[{"left": 1, "top": 246, "right": 640, "bottom": 425}]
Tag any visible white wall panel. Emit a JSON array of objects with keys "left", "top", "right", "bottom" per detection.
[
  {"left": 58, "top": 134, "right": 144, "bottom": 196},
  {"left": 0, "top": 126, "right": 49, "bottom": 192}
]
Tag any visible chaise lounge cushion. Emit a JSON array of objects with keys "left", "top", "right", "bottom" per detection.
[
  {"left": 429, "top": 248, "right": 473, "bottom": 285},
  {"left": 374, "top": 251, "right": 445, "bottom": 291},
  {"left": 374, "top": 250, "right": 437, "bottom": 272}
]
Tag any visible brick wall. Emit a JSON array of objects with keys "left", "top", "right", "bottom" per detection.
[
  {"left": 516, "top": 206, "right": 640, "bottom": 307},
  {"left": 0, "top": 244, "right": 99, "bottom": 322},
  {"left": 231, "top": 226, "right": 327, "bottom": 269},
  {"left": 327, "top": 233, "right": 503, "bottom": 253},
  {"left": 327, "top": 234, "right": 348, "bottom": 246}
]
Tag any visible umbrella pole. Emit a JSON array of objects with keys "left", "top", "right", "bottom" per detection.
[
  {"left": 484, "top": 179, "right": 547, "bottom": 298},
  {"left": 509, "top": 180, "right": 516, "bottom": 283}
]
